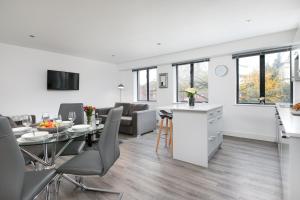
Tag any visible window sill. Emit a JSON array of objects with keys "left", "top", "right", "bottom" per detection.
[
  {"left": 134, "top": 100, "right": 157, "bottom": 103},
  {"left": 234, "top": 104, "right": 275, "bottom": 107}
]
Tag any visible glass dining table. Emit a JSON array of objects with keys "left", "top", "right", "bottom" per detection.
[{"left": 16, "top": 124, "right": 104, "bottom": 168}]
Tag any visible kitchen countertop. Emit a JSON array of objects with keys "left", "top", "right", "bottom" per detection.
[
  {"left": 276, "top": 104, "right": 300, "bottom": 138},
  {"left": 159, "top": 104, "right": 222, "bottom": 112}
]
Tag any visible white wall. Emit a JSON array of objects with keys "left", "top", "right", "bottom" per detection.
[
  {"left": 0, "top": 43, "right": 119, "bottom": 120},
  {"left": 118, "top": 29, "right": 300, "bottom": 142}
]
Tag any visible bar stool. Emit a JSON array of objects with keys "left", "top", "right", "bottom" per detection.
[{"left": 155, "top": 110, "right": 173, "bottom": 153}]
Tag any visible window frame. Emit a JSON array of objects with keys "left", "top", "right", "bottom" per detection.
[
  {"left": 174, "top": 60, "right": 209, "bottom": 103},
  {"left": 134, "top": 66, "right": 157, "bottom": 102},
  {"left": 236, "top": 49, "right": 293, "bottom": 105}
]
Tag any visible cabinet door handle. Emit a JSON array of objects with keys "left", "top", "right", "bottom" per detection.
[
  {"left": 209, "top": 120, "right": 215, "bottom": 124},
  {"left": 208, "top": 136, "right": 216, "bottom": 141},
  {"left": 217, "top": 116, "right": 222, "bottom": 120}
]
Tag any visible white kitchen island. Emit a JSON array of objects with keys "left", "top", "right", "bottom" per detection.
[
  {"left": 275, "top": 104, "right": 300, "bottom": 200},
  {"left": 160, "top": 104, "right": 223, "bottom": 168}
]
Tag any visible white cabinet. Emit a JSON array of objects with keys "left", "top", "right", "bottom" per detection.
[
  {"left": 172, "top": 105, "right": 223, "bottom": 168},
  {"left": 275, "top": 105, "right": 300, "bottom": 200},
  {"left": 207, "top": 108, "right": 223, "bottom": 158}
]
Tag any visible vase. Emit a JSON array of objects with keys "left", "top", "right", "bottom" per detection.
[
  {"left": 87, "top": 115, "right": 92, "bottom": 125},
  {"left": 188, "top": 97, "right": 195, "bottom": 106}
]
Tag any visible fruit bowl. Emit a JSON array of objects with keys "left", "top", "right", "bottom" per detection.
[
  {"left": 291, "top": 109, "right": 300, "bottom": 116},
  {"left": 37, "top": 121, "right": 68, "bottom": 133},
  {"left": 291, "top": 103, "right": 300, "bottom": 116},
  {"left": 37, "top": 126, "right": 67, "bottom": 133}
]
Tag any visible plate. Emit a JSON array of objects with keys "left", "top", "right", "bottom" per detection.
[
  {"left": 291, "top": 109, "right": 300, "bottom": 116},
  {"left": 61, "top": 121, "right": 72, "bottom": 126},
  {"left": 97, "top": 124, "right": 104, "bottom": 129},
  {"left": 12, "top": 127, "right": 32, "bottom": 136},
  {"left": 21, "top": 131, "right": 50, "bottom": 141},
  {"left": 71, "top": 124, "right": 91, "bottom": 131}
]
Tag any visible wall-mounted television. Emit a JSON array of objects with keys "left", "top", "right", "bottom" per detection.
[{"left": 47, "top": 70, "right": 79, "bottom": 90}]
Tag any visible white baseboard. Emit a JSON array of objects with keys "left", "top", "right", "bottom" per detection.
[{"left": 222, "top": 131, "right": 276, "bottom": 142}]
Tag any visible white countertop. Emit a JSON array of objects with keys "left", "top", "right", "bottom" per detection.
[
  {"left": 159, "top": 103, "right": 222, "bottom": 112},
  {"left": 276, "top": 104, "right": 300, "bottom": 138}
]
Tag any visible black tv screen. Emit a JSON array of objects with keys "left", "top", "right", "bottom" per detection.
[{"left": 47, "top": 70, "right": 79, "bottom": 90}]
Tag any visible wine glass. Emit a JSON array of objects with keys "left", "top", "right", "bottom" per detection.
[
  {"left": 68, "top": 112, "right": 76, "bottom": 124},
  {"left": 22, "top": 115, "right": 32, "bottom": 128},
  {"left": 42, "top": 113, "right": 50, "bottom": 122},
  {"left": 95, "top": 113, "right": 101, "bottom": 127},
  {"left": 55, "top": 115, "right": 62, "bottom": 123},
  {"left": 54, "top": 115, "right": 62, "bottom": 135}
]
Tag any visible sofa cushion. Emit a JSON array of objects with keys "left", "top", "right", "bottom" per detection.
[
  {"left": 128, "top": 104, "right": 149, "bottom": 116},
  {"left": 120, "top": 116, "right": 132, "bottom": 126},
  {"left": 114, "top": 103, "right": 131, "bottom": 116},
  {"left": 99, "top": 115, "right": 132, "bottom": 126}
]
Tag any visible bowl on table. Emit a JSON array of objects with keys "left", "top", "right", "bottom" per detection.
[
  {"left": 37, "top": 126, "right": 68, "bottom": 133},
  {"left": 291, "top": 109, "right": 300, "bottom": 116},
  {"left": 37, "top": 120, "right": 71, "bottom": 133},
  {"left": 291, "top": 103, "right": 300, "bottom": 116}
]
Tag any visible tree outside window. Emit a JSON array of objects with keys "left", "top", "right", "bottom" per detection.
[{"left": 237, "top": 50, "right": 292, "bottom": 104}]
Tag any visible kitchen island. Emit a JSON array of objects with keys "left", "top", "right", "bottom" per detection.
[
  {"left": 275, "top": 104, "right": 300, "bottom": 200},
  {"left": 160, "top": 104, "right": 223, "bottom": 167}
]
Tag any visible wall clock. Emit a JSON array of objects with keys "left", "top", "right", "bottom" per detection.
[{"left": 215, "top": 65, "right": 228, "bottom": 77}]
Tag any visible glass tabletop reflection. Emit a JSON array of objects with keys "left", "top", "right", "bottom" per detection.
[{"left": 16, "top": 124, "right": 104, "bottom": 146}]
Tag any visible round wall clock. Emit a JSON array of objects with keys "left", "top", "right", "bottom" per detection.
[{"left": 215, "top": 65, "right": 228, "bottom": 77}]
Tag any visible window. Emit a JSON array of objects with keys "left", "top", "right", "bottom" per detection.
[
  {"left": 175, "top": 60, "right": 209, "bottom": 102},
  {"left": 236, "top": 49, "right": 292, "bottom": 104},
  {"left": 134, "top": 67, "right": 157, "bottom": 101}
]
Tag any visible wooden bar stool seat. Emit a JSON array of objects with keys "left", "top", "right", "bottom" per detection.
[{"left": 156, "top": 110, "right": 173, "bottom": 153}]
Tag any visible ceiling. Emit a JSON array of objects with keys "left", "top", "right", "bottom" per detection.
[{"left": 0, "top": 0, "right": 300, "bottom": 64}]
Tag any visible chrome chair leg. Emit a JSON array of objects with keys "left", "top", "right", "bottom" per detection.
[
  {"left": 45, "top": 184, "right": 50, "bottom": 200},
  {"left": 62, "top": 174, "right": 123, "bottom": 200},
  {"left": 55, "top": 175, "right": 62, "bottom": 200}
]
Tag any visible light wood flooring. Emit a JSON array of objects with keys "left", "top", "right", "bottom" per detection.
[{"left": 40, "top": 133, "right": 282, "bottom": 200}]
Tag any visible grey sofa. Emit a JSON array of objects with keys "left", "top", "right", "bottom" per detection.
[{"left": 96, "top": 102, "right": 156, "bottom": 136}]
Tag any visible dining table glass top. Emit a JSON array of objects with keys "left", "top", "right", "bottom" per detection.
[{"left": 16, "top": 124, "right": 104, "bottom": 146}]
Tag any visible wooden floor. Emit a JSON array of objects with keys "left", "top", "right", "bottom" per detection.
[{"left": 41, "top": 133, "right": 282, "bottom": 200}]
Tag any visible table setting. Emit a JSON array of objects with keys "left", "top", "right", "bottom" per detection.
[{"left": 14, "top": 108, "right": 104, "bottom": 168}]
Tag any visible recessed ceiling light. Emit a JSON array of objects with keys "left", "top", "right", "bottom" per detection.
[
  {"left": 156, "top": 43, "right": 161, "bottom": 45},
  {"left": 245, "top": 19, "right": 252, "bottom": 23},
  {"left": 29, "top": 34, "right": 36, "bottom": 38}
]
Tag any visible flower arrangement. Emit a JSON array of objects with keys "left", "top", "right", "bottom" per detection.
[
  {"left": 84, "top": 105, "right": 96, "bottom": 124},
  {"left": 185, "top": 88, "right": 197, "bottom": 106}
]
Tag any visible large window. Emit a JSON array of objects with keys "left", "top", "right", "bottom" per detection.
[
  {"left": 134, "top": 67, "right": 157, "bottom": 101},
  {"left": 236, "top": 49, "right": 292, "bottom": 104},
  {"left": 175, "top": 60, "right": 209, "bottom": 102}
]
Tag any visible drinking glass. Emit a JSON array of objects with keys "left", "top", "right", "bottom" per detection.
[
  {"left": 68, "top": 112, "right": 76, "bottom": 124},
  {"left": 95, "top": 113, "right": 101, "bottom": 127},
  {"left": 22, "top": 115, "right": 32, "bottom": 128},
  {"left": 42, "top": 113, "right": 50, "bottom": 122},
  {"left": 55, "top": 115, "right": 62, "bottom": 123},
  {"left": 54, "top": 115, "right": 62, "bottom": 135}
]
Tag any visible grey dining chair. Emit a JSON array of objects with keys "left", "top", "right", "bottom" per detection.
[
  {"left": 58, "top": 103, "right": 84, "bottom": 125},
  {"left": 56, "top": 107, "right": 123, "bottom": 199},
  {"left": 56, "top": 103, "right": 86, "bottom": 156},
  {"left": 0, "top": 117, "right": 56, "bottom": 200}
]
